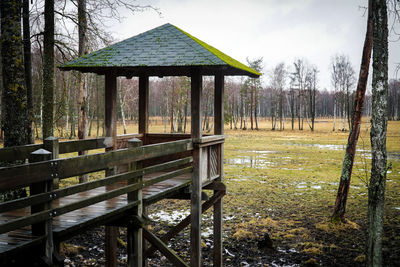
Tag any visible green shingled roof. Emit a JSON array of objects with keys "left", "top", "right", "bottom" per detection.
[{"left": 59, "top": 23, "right": 260, "bottom": 77}]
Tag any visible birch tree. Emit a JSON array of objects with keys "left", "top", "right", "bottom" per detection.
[{"left": 367, "top": 0, "right": 389, "bottom": 265}]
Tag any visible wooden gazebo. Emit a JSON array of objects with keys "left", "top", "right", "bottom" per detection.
[{"left": 60, "top": 23, "right": 260, "bottom": 267}]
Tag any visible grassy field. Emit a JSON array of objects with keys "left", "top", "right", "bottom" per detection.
[
  {"left": 217, "top": 118, "right": 400, "bottom": 266},
  {"left": 144, "top": 118, "right": 400, "bottom": 266},
  {"left": 2, "top": 118, "right": 399, "bottom": 266}
]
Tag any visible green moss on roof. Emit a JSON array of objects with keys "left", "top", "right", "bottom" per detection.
[
  {"left": 175, "top": 26, "right": 261, "bottom": 77},
  {"left": 59, "top": 23, "right": 260, "bottom": 77}
]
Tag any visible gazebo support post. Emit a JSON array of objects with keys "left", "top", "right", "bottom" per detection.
[
  {"left": 190, "top": 68, "right": 203, "bottom": 267},
  {"left": 138, "top": 74, "right": 149, "bottom": 266},
  {"left": 104, "top": 72, "right": 118, "bottom": 267},
  {"left": 139, "top": 75, "right": 149, "bottom": 145},
  {"left": 213, "top": 73, "right": 224, "bottom": 266}
]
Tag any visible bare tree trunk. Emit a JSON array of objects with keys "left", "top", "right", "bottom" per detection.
[
  {"left": 117, "top": 80, "right": 127, "bottom": 134},
  {"left": 1, "top": 0, "right": 28, "bottom": 200},
  {"left": 333, "top": 95, "right": 336, "bottom": 131},
  {"left": 23, "top": 0, "right": 34, "bottom": 144},
  {"left": 183, "top": 87, "right": 188, "bottom": 133},
  {"left": 42, "top": 0, "right": 54, "bottom": 139},
  {"left": 367, "top": 0, "right": 388, "bottom": 265},
  {"left": 77, "top": 0, "right": 88, "bottom": 183},
  {"left": 254, "top": 87, "right": 258, "bottom": 130},
  {"left": 250, "top": 89, "right": 254, "bottom": 130},
  {"left": 331, "top": 0, "right": 373, "bottom": 222}
]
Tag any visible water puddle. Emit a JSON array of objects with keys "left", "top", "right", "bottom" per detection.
[
  {"left": 296, "top": 182, "right": 307, "bottom": 189},
  {"left": 285, "top": 143, "right": 345, "bottom": 151},
  {"left": 225, "top": 156, "right": 276, "bottom": 169},
  {"left": 294, "top": 182, "right": 323, "bottom": 190}
]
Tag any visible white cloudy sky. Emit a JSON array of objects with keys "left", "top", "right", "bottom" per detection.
[{"left": 109, "top": 0, "right": 399, "bottom": 89}]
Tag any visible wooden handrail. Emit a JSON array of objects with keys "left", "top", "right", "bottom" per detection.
[
  {"left": 0, "top": 157, "right": 192, "bottom": 213},
  {"left": 0, "top": 139, "right": 193, "bottom": 192},
  {"left": 0, "top": 134, "right": 143, "bottom": 162}
]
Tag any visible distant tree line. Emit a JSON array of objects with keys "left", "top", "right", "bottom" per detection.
[{"left": 1, "top": 1, "right": 400, "bottom": 142}]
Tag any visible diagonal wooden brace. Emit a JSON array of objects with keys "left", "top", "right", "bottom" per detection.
[
  {"left": 142, "top": 227, "right": 189, "bottom": 267},
  {"left": 144, "top": 188, "right": 226, "bottom": 259}
]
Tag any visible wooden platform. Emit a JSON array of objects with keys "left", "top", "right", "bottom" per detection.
[{"left": 0, "top": 172, "right": 192, "bottom": 259}]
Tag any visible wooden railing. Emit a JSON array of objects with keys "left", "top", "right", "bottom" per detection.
[
  {"left": 0, "top": 138, "right": 193, "bottom": 262},
  {"left": 194, "top": 135, "right": 225, "bottom": 183},
  {"left": 0, "top": 134, "right": 142, "bottom": 163}
]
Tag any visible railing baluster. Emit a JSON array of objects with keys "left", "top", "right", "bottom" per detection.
[
  {"left": 29, "top": 148, "right": 53, "bottom": 264},
  {"left": 128, "top": 138, "right": 143, "bottom": 267}
]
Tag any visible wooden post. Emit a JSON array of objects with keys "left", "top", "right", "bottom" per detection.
[
  {"left": 213, "top": 74, "right": 224, "bottom": 266},
  {"left": 44, "top": 136, "right": 59, "bottom": 189},
  {"left": 105, "top": 72, "right": 118, "bottom": 267},
  {"left": 190, "top": 68, "right": 203, "bottom": 267},
  {"left": 127, "top": 138, "right": 143, "bottom": 267},
  {"left": 139, "top": 75, "right": 149, "bottom": 145},
  {"left": 29, "top": 148, "right": 53, "bottom": 264},
  {"left": 138, "top": 75, "right": 149, "bottom": 266}
]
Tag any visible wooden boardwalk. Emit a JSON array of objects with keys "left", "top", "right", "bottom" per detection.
[
  {"left": 0, "top": 172, "right": 191, "bottom": 258},
  {"left": 0, "top": 135, "right": 225, "bottom": 266}
]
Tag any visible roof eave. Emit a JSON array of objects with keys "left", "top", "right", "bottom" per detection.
[{"left": 58, "top": 65, "right": 260, "bottom": 78}]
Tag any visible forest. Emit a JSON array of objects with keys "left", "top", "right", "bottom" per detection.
[{"left": 0, "top": 0, "right": 400, "bottom": 267}]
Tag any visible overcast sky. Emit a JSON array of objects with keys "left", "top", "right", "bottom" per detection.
[{"left": 109, "top": 0, "right": 399, "bottom": 90}]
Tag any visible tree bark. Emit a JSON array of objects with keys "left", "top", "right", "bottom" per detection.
[
  {"left": 367, "top": 0, "right": 388, "bottom": 265},
  {"left": 42, "top": 0, "right": 55, "bottom": 139},
  {"left": 78, "top": 0, "right": 89, "bottom": 183},
  {"left": 331, "top": 0, "right": 373, "bottom": 222},
  {"left": 1, "top": 0, "right": 28, "bottom": 200},
  {"left": 23, "top": 0, "right": 34, "bottom": 144}
]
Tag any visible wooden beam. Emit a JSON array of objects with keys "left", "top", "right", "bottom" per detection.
[
  {"left": 105, "top": 72, "right": 118, "bottom": 267},
  {"left": 105, "top": 73, "right": 117, "bottom": 148},
  {"left": 127, "top": 139, "right": 143, "bottom": 267},
  {"left": 213, "top": 73, "right": 224, "bottom": 266},
  {"left": 214, "top": 74, "right": 224, "bottom": 135},
  {"left": 139, "top": 75, "right": 149, "bottom": 144},
  {"left": 190, "top": 68, "right": 203, "bottom": 267},
  {"left": 142, "top": 228, "right": 189, "bottom": 267},
  {"left": 144, "top": 190, "right": 225, "bottom": 259}
]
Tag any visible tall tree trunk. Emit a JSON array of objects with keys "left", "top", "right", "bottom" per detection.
[
  {"left": 118, "top": 83, "right": 127, "bottom": 134},
  {"left": 77, "top": 0, "right": 89, "bottom": 183},
  {"left": 254, "top": 88, "right": 258, "bottom": 130},
  {"left": 333, "top": 95, "right": 336, "bottom": 131},
  {"left": 367, "top": 0, "right": 388, "bottom": 265},
  {"left": 250, "top": 89, "right": 254, "bottom": 130},
  {"left": 23, "top": 0, "right": 34, "bottom": 144},
  {"left": 331, "top": 0, "right": 373, "bottom": 222},
  {"left": 279, "top": 89, "right": 283, "bottom": 131},
  {"left": 1, "top": 0, "right": 28, "bottom": 201},
  {"left": 42, "top": 0, "right": 54, "bottom": 139},
  {"left": 183, "top": 86, "right": 188, "bottom": 133}
]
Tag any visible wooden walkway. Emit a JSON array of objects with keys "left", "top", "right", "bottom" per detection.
[
  {"left": 0, "top": 172, "right": 191, "bottom": 258},
  {"left": 0, "top": 135, "right": 225, "bottom": 266}
]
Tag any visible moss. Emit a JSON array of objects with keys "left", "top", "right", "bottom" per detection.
[
  {"left": 175, "top": 25, "right": 261, "bottom": 77},
  {"left": 303, "top": 247, "right": 322, "bottom": 255},
  {"left": 233, "top": 229, "right": 255, "bottom": 240},
  {"left": 303, "top": 258, "right": 319, "bottom": 266},
  {"left": 59, "top": 242, "right": 85, "bottom": 256}
]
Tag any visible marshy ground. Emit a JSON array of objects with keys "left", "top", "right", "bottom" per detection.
[{"left": 59, "top": 118, "right": 400, "bottom": 266}]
